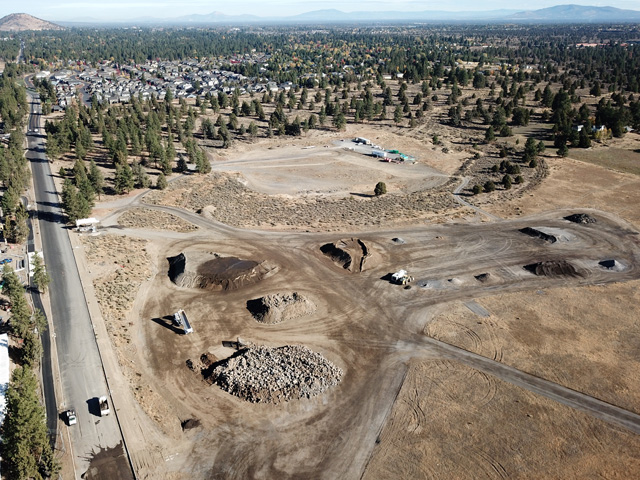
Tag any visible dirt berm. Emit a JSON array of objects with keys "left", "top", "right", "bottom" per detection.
[
  {"left": 246, "top": 292, "right": 316, "bottom": 324},
  {"left": 168, "top": 252, "right": 277, "bottom": 291},
  {"left": 320, "top": 238, "right": 380, "bottom": 273},
  {"left": 524, "top": 260, "right": 586, "bottom": 278}
]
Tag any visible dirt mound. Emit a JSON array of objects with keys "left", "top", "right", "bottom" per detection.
[
  {"left": 524, "top": 261, "right": 585, "bottom": 278},
  {"left": 206, "top": 345, "right": 343, "bottom": 403},
  {"left": 181, "top": 419, "right": 201, "bottom": 431},
  {"left": 599, "top": 259, "right": 624, "bottom": 271},
  {"left": 565, "top": 213, "right": 597, "bottom": 224},
  {"left": 168, "top": 252, "right": 276, "bottom": 291},
  {"left": 520, "top": 227, "right": 558, "bottom": 243},
  {"left": 320, "top": 238, "right": 379, "bottom": 272},
  {"left": 246, "top": 293, "right": 316, "bottom": 324},
  {"left": 474, "top": 273, "right": 491, "bottom": 283}
]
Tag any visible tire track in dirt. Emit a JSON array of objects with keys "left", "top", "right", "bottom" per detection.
[{"left": 417, "top": 335, "right": 640, "bottom": 435}]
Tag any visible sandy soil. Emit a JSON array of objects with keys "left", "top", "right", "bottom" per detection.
[
  {"left": 364, "top": 360, "right": 640, "bottom": 479},
  {"left": 426, "top": 280, "right": 640, "bottom": 415}
]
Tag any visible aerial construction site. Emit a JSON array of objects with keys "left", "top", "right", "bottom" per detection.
[{"left": 66, "top": 127, "right": 640, "bottom": 479}]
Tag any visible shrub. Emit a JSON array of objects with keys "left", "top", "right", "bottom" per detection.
[{"left": 374, "top": 181, "right": 387, "bottom": 196}]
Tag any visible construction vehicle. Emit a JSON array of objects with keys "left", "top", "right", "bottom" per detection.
[
  {"left": 98, "top": 396, "right": 110, "bottom": 416},
  {"left": 173, "top": 309, "right": 194, "bottom": 334},
  {"left": 65, "top": 409, "right": 77, "bottom": 425},
  {"left": 391, "top": 269, "right": 414, "bottom": 285}
]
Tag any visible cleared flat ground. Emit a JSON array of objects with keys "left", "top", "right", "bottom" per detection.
[
  {"left": 363, "top": 360, "right": 640, "bottom": 480},
  {"left": 210, "top": 141, "right": 448, "bottom": 196}
]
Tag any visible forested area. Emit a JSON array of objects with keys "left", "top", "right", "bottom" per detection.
[{"left": 35, "top": 22, "right": 640, "bottom": 208}]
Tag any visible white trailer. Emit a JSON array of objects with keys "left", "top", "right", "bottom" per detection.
[{"left": 371, "top": 149, "right": 389, "bottom": 159}]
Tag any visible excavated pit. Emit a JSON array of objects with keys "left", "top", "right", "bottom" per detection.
[
  {"left": 168, "top": 252, "right": 276, "bottom": 291},
  {"left": 524, "top": 260, "right": 585, "bottom": 278},
  {"left": 246, "top": 292, "right": 316, "bottom": 325},
  {"left": 320, "top": 238, "right": 379, "bottom": 273},
  {"left": 205, "top": 344, "right": 343, "bottom": 404}
]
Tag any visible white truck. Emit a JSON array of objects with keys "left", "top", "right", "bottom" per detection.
[
  {"left": 99, "top": 396, "right": 110, "bottom": 416},
  {"left": 65, "top": 409, "right": 77, "bottom": 425}
]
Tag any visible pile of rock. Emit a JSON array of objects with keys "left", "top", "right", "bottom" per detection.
[
  {"left": 565, "top": 213, "right": 597, "bottom": 224},
  {"left": 209, "top": 345, "right": 343, "bottom": 403}
]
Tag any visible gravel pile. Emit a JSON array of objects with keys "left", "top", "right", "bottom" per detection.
[
  {"left": 565, "top": 213, "right": 597, "bottom": 224},
  {"left": 246, "top": 292, "right": 316, "bottom": 324},
  {"left": 209, "top": 345, "right": 343, "bottom": 403}
]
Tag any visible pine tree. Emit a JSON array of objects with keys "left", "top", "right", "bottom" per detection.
[
  {"left": 156, "top": 172, "right": 168, "bottom": 190},
  {"left": 2, "top": 367, "right": 59, "bottom": 479},
  {"left": 114, "top": 163, "right": 135, "bottom": 194},
  {"left": 88, "top": 160, "right": 104, "bottom": 199}
]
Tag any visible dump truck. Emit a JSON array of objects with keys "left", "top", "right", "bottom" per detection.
[
  {"left": 99, "top": 396, "right": 110, "bottom": 416},
  {"left": 173, "top": 309, "right": 194, "bottom": 334},
  {"left": 65, "top": 409, "right": 77, "bottom": 426}
]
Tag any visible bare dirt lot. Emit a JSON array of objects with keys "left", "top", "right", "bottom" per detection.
[
  {"left": 363, "top": 360, "right": 640, "bottom": 480},
  {"left": 74, "top": 128, "right": 640, "bottom": 479}
]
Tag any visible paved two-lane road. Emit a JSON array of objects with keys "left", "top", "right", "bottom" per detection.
[{"left": 26, "top": 92, "right": 134, "bottom": 479}]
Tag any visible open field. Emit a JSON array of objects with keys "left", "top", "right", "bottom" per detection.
[
  {"left": 568, "top": 145, "right": 640, "bottom": 176},
  {"left": 363, "top": 360, "right": 640, "bottom": 480}
]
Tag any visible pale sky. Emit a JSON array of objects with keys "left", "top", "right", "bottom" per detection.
[{"left": 2, "top": 1, "right": 640, "bottom": 22}]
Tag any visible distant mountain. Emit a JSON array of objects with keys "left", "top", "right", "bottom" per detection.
[
  {"left": 509, "top": 4, "right": 640, "bottom": 22},
  {"left": 288, "top": 9, "right": 520, "bottom": 22},
  {"left": 51, "top": 4, "right": 640, "bottom": 26},
  {"left": 173, "top": 11, "right": 261, "bottom": 24},
  {"left": 0, "top": 13, "right": 64, "bottom": 31}
]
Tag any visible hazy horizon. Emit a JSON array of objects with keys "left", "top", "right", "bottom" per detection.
[{"left": 3, "top": 1, "right": 640, "bottom": 23}]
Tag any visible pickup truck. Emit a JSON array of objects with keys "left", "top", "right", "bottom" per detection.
[
  {"left": 65, "top": 409, "right": 77, "bottom": 425},
  {"left": 98, "top": 396, "right": 110, "bottom": 416}
]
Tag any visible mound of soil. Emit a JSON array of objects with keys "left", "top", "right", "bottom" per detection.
[
  {"left": 599, "top": 259, "right": 624, "bottom": 271},
  {"left": 181, "top": 419, "right": 201, "bottom": 431},
  {"left": 246, "top": 293, "right": 316, "bottom": 325},
  {"left": 474, "top": 273, "right": 491, "bottom": 283},
  {"left": 524, "top": 260, "right": 585, "bottom": 278},
  {"left": 320, "top": 238, "right": 379, "bottom": 272},
  {"left": 168, "top": 252, "right": 276, "bottom": 291},
  {"left": 207, "top": 345, "right": 343, "bottom": 404},
  {"left": 520, "top": 227, "right": 558, "bottom": 243},
  {"left": 565, "top": 213, "right": 597, "bottom": 224}
]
